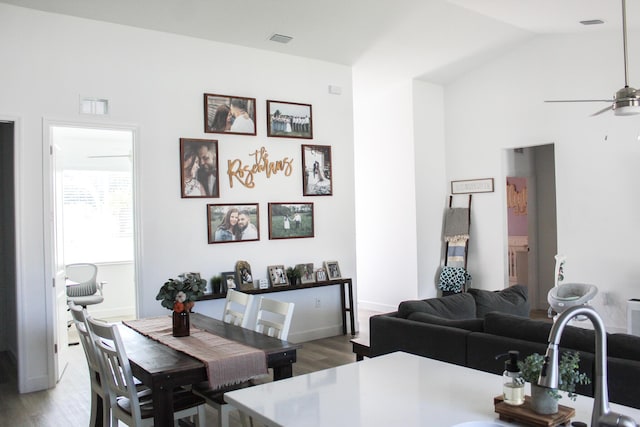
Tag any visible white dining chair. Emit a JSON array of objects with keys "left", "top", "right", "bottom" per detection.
[
  {"left": 222, "top": 289, "right": 253, "bottom": 328},
  {"left": 87, "top": 317, "right": 206, "bottom": 427},
  {"left": 68, "top": 303, "right": 111, "bottom": 427},
  {"left": 254, "top": 297, "right": 295, "bottom": 340}
]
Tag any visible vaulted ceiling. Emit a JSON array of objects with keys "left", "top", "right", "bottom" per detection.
[{"left": 2, "top": 0, "right": 638, "bottom": 83}]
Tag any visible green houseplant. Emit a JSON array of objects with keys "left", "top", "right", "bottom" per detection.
[
  {"left": 519, "top": 351, "right": 590, "bottom": 414},
  {"left": 286, "top": 266, "right": 301, "bottom": 286},
  {"left": 156, "top": 273, "right": 207, "bottom": 313}
]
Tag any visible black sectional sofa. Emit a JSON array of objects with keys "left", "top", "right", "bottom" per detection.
[{"left": 369, "top": 285, "right": 640, "bottom": 409}]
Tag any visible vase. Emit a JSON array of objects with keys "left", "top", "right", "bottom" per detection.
[
  {"left": 172, "top": 310, "right": 190, "bottom": 337},
  {"left": 530, "top": 384, "right": 558, "bottom": 415}
]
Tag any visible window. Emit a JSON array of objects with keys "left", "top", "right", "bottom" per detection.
[{"left": 62, "top": 169, "right": 133, "bottom": 263}]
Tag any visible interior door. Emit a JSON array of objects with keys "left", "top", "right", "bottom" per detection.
[{"left": 51, "top": 140, "right": 69, "bottom": 382}]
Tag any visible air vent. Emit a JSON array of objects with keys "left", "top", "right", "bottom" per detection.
[
  {"left": 80, "top": 97, "right": 109, "bottom": 115},
  {"left": 269, "top": 33, "right": 293, "bottom": 44},
  {"left": 580, "top": 19, "right": 604, "bottom": 25}
]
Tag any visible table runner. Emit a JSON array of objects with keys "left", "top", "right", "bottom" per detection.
[{"left": 123, "top": 316, "right": 268, "bottom": 390}]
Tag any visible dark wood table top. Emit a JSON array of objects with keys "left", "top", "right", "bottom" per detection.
[{"left": 114, "top": 312, "right": 302, "bottom": 427}]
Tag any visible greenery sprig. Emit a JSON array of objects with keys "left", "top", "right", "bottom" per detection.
[{"left": 519, "top": 351, "right": 590, "bottom": 401}]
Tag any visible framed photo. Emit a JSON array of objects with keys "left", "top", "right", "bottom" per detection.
[
  {"left": 221, "top": 271, "right": 237, "bottom": 293},
  {"left": 207, "top": 203, "right": 260, "bottom": 244},
  {"left": 324, "top": 261, "right": 341, "bottom": 280},
  {"left": 296, "top": 263, "right": 315, "bottom": 284},
  {"left": 268, "top": 265, "right": 289, "bottom": 287},
  {"left": 180, "top": 138, "right": 219, "bottom": 198},
  {"left": 204, "top": 93, "right": 257, "bottom": 136},
  {"left": 266, "top": 100, "right": 313, "bottom": 139},
  {"left": 302, "top": 145, "right": 332, "bottom": 196},
  {"left": 268, "top": 203, "right": 314, "bottom": 240},
  {"left": 235, "top": 260, "right": 254, "bottom": 291},
  {"left": 315, "top": 268, "right": 327, "bottom": 282},
  {"left": 451, "top": 178, "right": 494, "bottom": 194}
]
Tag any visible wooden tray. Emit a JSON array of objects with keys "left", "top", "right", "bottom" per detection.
[{"left": 494, "top": 395, "right": 575, "bottom": 427}]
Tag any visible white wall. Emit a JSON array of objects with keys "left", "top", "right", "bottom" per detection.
[
  {"left": 353, "top": 72, "right": 447, "bottom": 313},
  {"left": 443, "top": 31, "right": 640, "bottom": 332},
  {"left": 0, "top": 4, "right": 356, "bottom": 392}
]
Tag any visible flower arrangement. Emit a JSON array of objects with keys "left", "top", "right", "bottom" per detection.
[
  {"left": 156, "top": 273, "right": 207, "bottom": 313},
  {"left": 519, "top": 351, "right": 590, "bottom": 401}
]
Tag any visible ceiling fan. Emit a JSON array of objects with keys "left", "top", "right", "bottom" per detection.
[{"left": 545, "top": 0, "right": 640, "bottom": 116}]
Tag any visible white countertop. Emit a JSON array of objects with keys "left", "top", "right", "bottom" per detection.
[{"left": 225, "top": 351, "right": 640, "bottom": 427}]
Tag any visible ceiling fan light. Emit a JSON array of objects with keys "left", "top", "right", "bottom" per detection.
[{"left": 614, "top": 101, "right": 640, "bottom": 116}]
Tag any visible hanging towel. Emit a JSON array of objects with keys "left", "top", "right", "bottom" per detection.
[{"left": 444, "top": 208, "right": 470, "bottom": 242}]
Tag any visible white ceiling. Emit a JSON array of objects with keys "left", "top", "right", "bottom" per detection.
[{"left": 1, "top": 0, "right": 637, "bottom": 83}]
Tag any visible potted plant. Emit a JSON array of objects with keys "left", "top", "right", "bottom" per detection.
[
  {"left": 210, "top": 275, "right": 223, "bottom": 294},
  {"left": 519, "top": 351, "right": 590, "bottom": 414},
  {"left": 286, "top": 266, "right": 301, "bottom": 286},
  {"left": 155, "top": 273, "right": 207, "bottom": 337}
]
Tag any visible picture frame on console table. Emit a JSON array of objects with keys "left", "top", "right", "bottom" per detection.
[
  {"left": 266, "top": 100, "right": 313, "bottom": 139},
  {"left": 268, "top": 202, "right": 314, "bottom": 240},
  {"left": 235, "top": 260, "right": 254, "bottom": 291},
  {"left": 302, "top": 144, "right": 332, "bottom": 196},
  {"left": 315, "top": 268, "right": 327, "bottom": 282},
  {"left": 204, "top": 93, "right": 257, "bottom": 136},
  {"left": 268, "top": 265, "right": 289, "bottom": 287},
  {"left": 296, "top": 263, "right": 315, "bottom": 284},
  {"left": 324, "top": 261, "right": 341, "bottom": 280},
  {"left": 221, "top": 271, "right": 237, "bottom": 292}
]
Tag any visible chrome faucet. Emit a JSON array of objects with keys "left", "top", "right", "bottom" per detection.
[{"left": 537, "top": 305, "right": 638, "bottom": 427}]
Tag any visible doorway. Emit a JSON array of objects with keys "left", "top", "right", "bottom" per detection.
[
  {"left": 0, "top": 121, "right": 17, "bottom": 361},
  {"left": 45, "top": 122, "right": 138, "bottom": 383},
  {"left": 504, "top": 144, "right": 557, "bottom": 311}
]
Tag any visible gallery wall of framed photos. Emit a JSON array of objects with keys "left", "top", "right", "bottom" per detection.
[{"left": 176, "top": 82, "right": 354, "bottom": 301}]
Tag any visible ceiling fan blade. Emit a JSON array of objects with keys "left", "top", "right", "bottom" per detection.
[
  {"left": 544, "top": 99, "right": 613, "bottom": 103},
  {"left": 591, "top": 105, "right": 614, "bottom": 116},
  {"left": 87, "top": 154, "right": 131, "bottom": 158}
]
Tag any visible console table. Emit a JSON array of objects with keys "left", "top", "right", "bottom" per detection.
[{"left": 198, "top": 278, "right": 356, "bottom": 335}]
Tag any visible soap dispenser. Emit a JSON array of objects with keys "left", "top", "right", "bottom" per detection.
[{"left": 501, "top": 350, "right": 525, "bottom": 406}]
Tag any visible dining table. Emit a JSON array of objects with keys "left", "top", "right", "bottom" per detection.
[{"left": 95, "top": 312, "right": 301, "bottom": 427}]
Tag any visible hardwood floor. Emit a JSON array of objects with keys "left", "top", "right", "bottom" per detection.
[{"left": 0, "top": 311, "right": 375, "bottom": 427}]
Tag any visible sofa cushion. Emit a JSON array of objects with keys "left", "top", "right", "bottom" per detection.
[
  {"left": 468, "top": 285, "right": 530, "bottom": 317},
  {"left": 483, "top": 312, "right": 597, "bottom": 354},
  {"left": 407, "top": 312, "right": 484, "bottom": 332},
  {"left": 608, "top": 333, "right": 640, "bottom": 360},
  {"left": 483, "top": 312, "right": 552, "bottom": 344},
  {"left": 398, "top": 292, "right": 476, "bottom": 320}
]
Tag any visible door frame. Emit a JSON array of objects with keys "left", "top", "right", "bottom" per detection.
[{"left": 42, "top": 118, "right": 141, "bottom": 387}]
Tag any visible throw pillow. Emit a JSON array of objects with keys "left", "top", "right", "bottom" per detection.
[
  {"left": 398, "top": 292, "right": 476, "bottom": 319},
  {"left": 407, "top": 312, "right": 484, "bottom": 332},
  {"left": 468, "top": 285, "right": 530, "bottom": 318}
]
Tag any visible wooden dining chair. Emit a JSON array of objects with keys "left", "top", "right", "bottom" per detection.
[
  {"left": 222, "top": 289, "right": 253, "bottom": 328},
  {"left": 68, "top": 303, "right": 111, "bottom": 427},
  {"left": 87, "top": 317, "right": 206, "bottom": 427},
  {"left": 254, "top": 297, "right": 295, "bottom": 340}
]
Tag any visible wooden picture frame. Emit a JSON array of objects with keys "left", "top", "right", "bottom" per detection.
[
  {"left": 180, "top": 138, "right": 219, "bottom": 198},
  {"left": 302, "top": 144, "right": 332, "bottom": 196},
  {"left": 207, "top": 203, "right": 260, "bottom": 244},
  {"left": 221, "top": 271, "right": 237, "bottom": 292},
  {"left": 235, "top": 260, "right": 254, "bottom": 291},
  {"left": 204, "top": 93, "right": 257, "bottom": 136},
  {"left": 296, "top": 263, "right": 315, "bottom": 284},
  {"left": 268, "top": 202, "right": 314, "bottom": 240},
  {"left": 266, "top": 100, "right": 313, "bottom": 139},
  {"left": 268, "top": 265, "right": 289, "bottom": 287},
  {"left": 451, "top": 178, "right": 494, "bottom": 194},
  {"left": 324, "top": 261, "right": 341, "bottom": 280}
]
